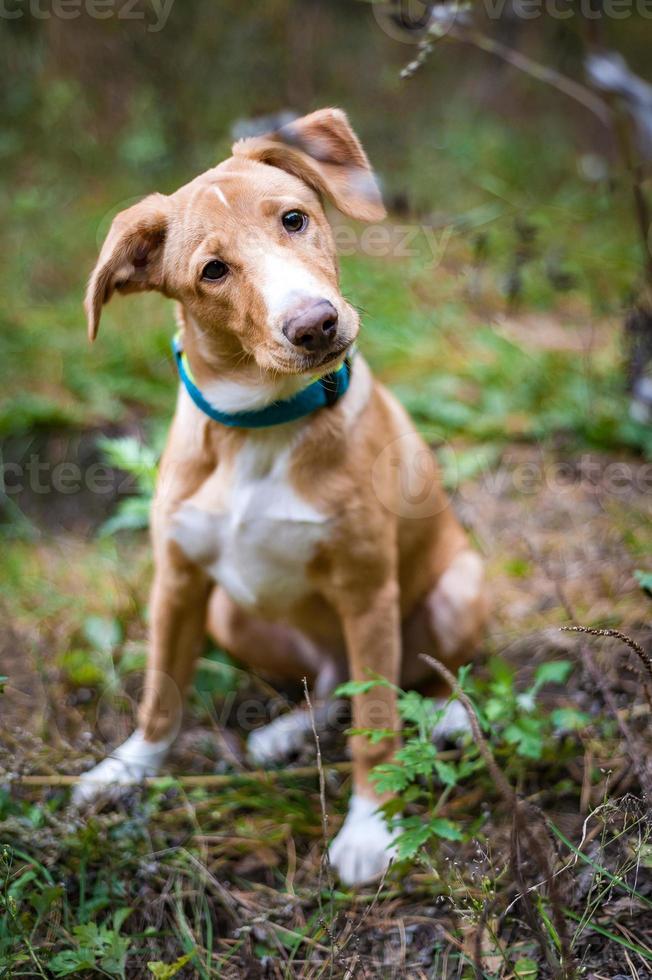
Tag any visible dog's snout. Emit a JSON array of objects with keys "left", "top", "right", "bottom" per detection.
[{"left": 282, "top": 300, "right": 339, "bottom": 352}]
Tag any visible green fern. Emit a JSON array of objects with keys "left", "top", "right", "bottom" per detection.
[{"left": 98, "top": 435, "right": 160, "bottom": 536}]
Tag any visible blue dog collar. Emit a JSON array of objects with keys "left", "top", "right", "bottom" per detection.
[{"left": 172, "top": 334, "right": 352, "bottom": 429}]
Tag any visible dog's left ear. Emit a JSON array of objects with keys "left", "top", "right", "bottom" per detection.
[
  {"left": 233, "top": 108, "right": 386, "bottom": 223},
  {"left": 85, "top": 193, "right": 170, "bottom": 341}
]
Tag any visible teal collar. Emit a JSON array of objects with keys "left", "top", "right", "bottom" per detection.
[{"left": 172, "top": 334, "right": 353, "bottom": 429}]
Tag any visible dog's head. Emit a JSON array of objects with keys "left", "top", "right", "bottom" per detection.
[{"left": 86, "top": 108, "right": 385, "bottom": 380}]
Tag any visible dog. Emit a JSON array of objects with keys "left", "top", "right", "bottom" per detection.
[{"left": 77, "top": 108, "right": 488, "bottom": 886}]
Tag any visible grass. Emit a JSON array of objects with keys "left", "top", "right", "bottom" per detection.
[
  {"left": 2, "top": 100, "right": 652, "bottom": 976},
  {"left": 2, "top": 633, "right": 652, "bottom": 976}
]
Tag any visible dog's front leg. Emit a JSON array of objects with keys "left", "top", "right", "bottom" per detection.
[
  {"left": 328, "top": 579, "right": 402, "bottom": 886},
  {"left": 73, "top": 404, "right": 214, "bottom": 805},
  {"left": 138, "top": 541, "right": 211, "bottom": 744},
  {"left": 73, "top": 542, "right": 210, "bottom": 805}
]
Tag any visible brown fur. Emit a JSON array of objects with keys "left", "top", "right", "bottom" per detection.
[{"left": 86, "top": 108, "right": 488, "bottom": 811}]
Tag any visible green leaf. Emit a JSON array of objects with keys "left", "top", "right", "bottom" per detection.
[
  {"left": 504, "top": 557, "right": 531, "bottom": 578},
  {"left": 83, "top": 615, "right": 122, "bottom": 654},
  {"left": 400, "top": 785, "right": 423, "bottom": 804},
  {"left": 514, "top": 958, "right": 538, "bottom": 978},
  {"left": 488, "top": 657, "right": 514, "bottom": 689},
  {"left": 71, "top": 922, "right": 112, "bottom": 954},
  {"left": 0, "top": 675, "right": 6, "bottom": 694},
  {"left": 100, "top": 936, "right": 131, "bottom": 977},
  {"left": 334, "top": 679, "right": 388, "bottom": 697},
  {"left": 397, "top": 690, "right": 442, "bottom": 731},
  {"left": 50, "top": 915, "right": 133, "bottom": 978},
  {"left": 60, "top": 649, "right": 106, "bottom": 688},
  {"left": 393, "top": 814, "right": 463, "bottom": 860},
  {"left": 29, "top": 884, "right": 63, "bottom": 916},
  {"left": 98, "top": 435, "right": 158, "bottom": 491},
  {"left": 457, "top": 664, "right": 473, "bottom": 690},
  {"left": 148, "top": 955, "right": 192, "bottom": 978},
  {"left": 395, "top": 740, "right": 439, "bottom": 776},
  {"left": 551, "top": 707, "right": 591, "bottom": 731},
  {"left": 112, "top": 906, "right": 133, "bottom": 934},
  {"left": 50, "top": 950, "right": 98, "bottom": 976},
  {"left": 394, "top": 821, "right": 434, "bottom": 860},
  {"left": 458, "top": 754, "right": 484, "bottom": 779},
  {"left": 516, "top": 691, "right": 536, "bottom": 712},
  {"left": 635, "top": 569, "right": 652, "bottom": 594},
  {"left": 533, "top": 660, "right": 573, "bottom": 687},
  {"left": 484, "top": 696, "right": 507, "bottom": 722},
  {"left": 434, "top": 760, "right": 458, "bottom": 787},
  {"left": 504, "top": 719, "right": 544, "bottom": 759},
  {"left": 429, "top": 817, "right": 463, "bottom": 841},
  {"left": 100, "top": 496, "right": 151, "bottom": 536},
  {"left": 371, "top": 763, "right": 410, "bottom": 794}
]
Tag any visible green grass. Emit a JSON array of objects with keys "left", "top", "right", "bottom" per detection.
[{"left": 2, "top": 651, "right": 652, "bottom": 976}]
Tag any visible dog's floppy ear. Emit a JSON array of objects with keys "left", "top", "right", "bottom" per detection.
[
  {"left": 232, "top": 108, "right": 386, "bottom": 223},
  {"left": 85, "top": 193, "right": 170, "bottom": 341}
]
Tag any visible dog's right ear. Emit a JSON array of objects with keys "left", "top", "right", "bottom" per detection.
[
  {"left": 233, "top": 108, "right": 386, "bottom": 223},
  {"left": 85, "top": 193, "right": 170, "bottom": 341}
]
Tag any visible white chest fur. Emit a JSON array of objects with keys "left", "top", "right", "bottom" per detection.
[{"left": 170, "top": 434, "right": 329, "bottom": 614}]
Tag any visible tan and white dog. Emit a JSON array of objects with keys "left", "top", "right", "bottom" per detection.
[{"left": 77, "top": 108, "right": 488, "bottom": 886}]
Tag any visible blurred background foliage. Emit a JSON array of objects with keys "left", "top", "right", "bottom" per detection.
[{"left": 2, "top": 0, "right": 652, "bottom": 464}]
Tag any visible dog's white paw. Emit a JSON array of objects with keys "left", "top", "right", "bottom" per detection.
[
  {"left": 72, "top": 730, "right": 172, "bottom": 806},
  {"left": 329, "top": 794, "right": 398, "bottom": 886},
  {"left": 247, "top": 710, "right": 313, "bottom": 765},
  {"left": 432, "top": 699, "right": 471, "bottom": 742}
]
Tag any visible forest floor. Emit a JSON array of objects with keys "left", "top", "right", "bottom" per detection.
[{"left": 2, "top": 434, "right": 651, "bottom": 977}]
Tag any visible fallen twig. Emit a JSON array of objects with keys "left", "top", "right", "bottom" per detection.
[{"left": 10, "top": 762, "right": 353, "bottom": 789}]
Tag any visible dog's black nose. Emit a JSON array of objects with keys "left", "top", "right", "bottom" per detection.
[{"left": 282, "top": 300, "right": 339, "bottom": 352}]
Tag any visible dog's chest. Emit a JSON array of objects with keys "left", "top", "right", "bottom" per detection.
[{"left": 170, "top": 440, "right": 329, "bottom": 613}]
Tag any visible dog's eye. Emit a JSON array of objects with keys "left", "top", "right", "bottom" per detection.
[
  {"left": 282, "top": 210, "right": 309, "bottom": 234},
  {"left": 202, "top": 260, "right": 228, "bottom": 281}
]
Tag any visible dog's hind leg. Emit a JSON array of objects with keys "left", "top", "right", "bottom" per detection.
[
  {"left": 401, "top": 549, "right": 488, "bottom": 740},
  {"left": 207, "top": 588, "right": 345, "bottom": 764}
]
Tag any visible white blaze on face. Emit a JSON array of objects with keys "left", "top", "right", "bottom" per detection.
[{"left": 257, "top": 251, "right": 333, "bottom": 331}]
